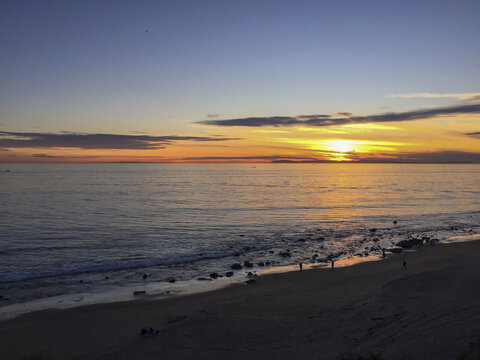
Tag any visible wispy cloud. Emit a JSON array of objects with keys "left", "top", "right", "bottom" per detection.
[
  {"left": 389, "top": 92, "right": 480, "bottom": 101},
  {"left": 358, "top": 151, "right": 480, "bottom": 164},
  {"left": 465, "top": 131, "right": 480, "bottom": 138},
  {"left": 181, "top": 151, "right": 480, "bottom": 163},
  {"left": 0, "top": 131, "right": 239, "bottom": 150},
  {"left": 198, "top": 104, "right": 480, "bottom": 128},
  {"left": 181, "top": 155, "right": 327, "bottom": 162}
]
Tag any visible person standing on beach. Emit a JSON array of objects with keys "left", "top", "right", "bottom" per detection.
[
  {"left": 402, "top": 259, "right": 407, "bottom": 270},
  {"left": 299, "top": 262, "right": 303, "bottom": 271},
  {"left": 331, "top": 259, "right": 335, "bottom": 271}
]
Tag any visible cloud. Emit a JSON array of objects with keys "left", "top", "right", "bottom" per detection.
[
  {"left": 0, "top": 131, "right": 239, "bottom": 150},
  {"left": 389, "top": 92, "right": 480, "bottom": 101},
  {"left": 200, "top": 116, "right": 303, "bottom": 127},
  {"left": 32, "top": 153, "right": 65, "bottom": 158},
  {"left": 180, "top": 151, "right": 480, "bottom": 163},
  {"left": 207, "top": 113, "right": 220, "bottom": 118},
  {"left": 181, "top": 155, "right": 326, "bottom": 162},
  {"left": 465, "top": 131, "right": 480, "bottom": 138},
  {"left": 359, "top": 151, "right": 480, "bottom": 163},
  {"left": 297, "top": 114, "right": 331, "bottom": 119},
  {"left": 198, "top": 104, "right": 480, "bottom": 128}
]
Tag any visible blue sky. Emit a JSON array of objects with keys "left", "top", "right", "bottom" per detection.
[{"left": 1, "top": 0, "right": 479, "bottom": 162}]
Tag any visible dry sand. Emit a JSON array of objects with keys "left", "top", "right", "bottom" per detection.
[{"left": 1, "top": 241, "right": 480, "bottom": 360}]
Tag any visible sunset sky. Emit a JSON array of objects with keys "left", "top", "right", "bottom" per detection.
[{"left": 1, "top": 0, "right": 480, "bottom": 163}]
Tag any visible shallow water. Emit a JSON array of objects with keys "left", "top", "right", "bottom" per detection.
[{"left": 1, "top": 163, "right": 479, "bottom": 315}]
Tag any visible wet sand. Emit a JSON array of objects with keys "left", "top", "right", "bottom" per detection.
[{"left": 1, "top": 240, "right": 480, "bottom": 360}]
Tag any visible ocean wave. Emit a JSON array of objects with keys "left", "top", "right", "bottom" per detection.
[{"left": 0, "top": 249, "right": 240, "bottom": 283}]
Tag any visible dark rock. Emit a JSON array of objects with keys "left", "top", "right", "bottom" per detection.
[
  {"left": 257, "top": 262, "right": 265, "bottom": 266},
  {"left": 225, "top": 271, "right": 234, "bottom": 277},
  {"left": 209, "top": 272, "right": 219, "bottom": 279},
  {"left": 245, "top": 279, "right": 256, "bottom": 285},
  {"left": 298, "top": 238, "right": 306, "bottom": 242},
  {"left": 105, "top": 276, "right": 109, "bottom": 280},
  {"left": 197, "top": 277, "right": 213, "bottom": 281},
  {"left": 265, "top": 261, "right": 271, "bottom": 265},
  {"left": 231, "top": 263, "right": 243, "bottom": 270},
  {"left": 318, "top": 236, "right": 325, "bottom": 241},
  {"left": 387, "top": 246, "right": 403, "bottom": 254},
  {"left": 369, "top": 228, "right": 377, "bottom": 232},
  {"left": 239, "top": 234, "right": 245, "bottom": 237},
  {"left": 143, "top": 274, "right": 148, "bottom": 280},
  {"left": 79, "top": 280, "right": 83, "bottom": 283},
  {"left": 133, "top": 291, "right": 146, "bottom": 295},
  {"left": 269, "top": 250, "right": 275, "bottom": 254},
  {"left": 168, "top": 278, "right": 176, "bottom": 283},
  {"left": 393, "top": 220, "right": 398, "bottom": 224},
  {"left": 396, "top": 238, "right": 423, "bottom": 248},
  {"left": 247, "top": 271, "right": 253, "bottom": 276},
  {"left": 243, "top": 261, "right": 253, "bottom": 268},
  {"left": 244, "top": 246, "right": 251, "bottom": 251},
  {"left": 0, "top": 295, "right": 3, "bottom": 300}
]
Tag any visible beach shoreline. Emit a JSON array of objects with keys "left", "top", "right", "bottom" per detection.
[
  {"left": 1, "top": 240, "right": 480, "bottom": 359},
  {"left": 0, "top": 250, "right": 384, "bottom": 322}
]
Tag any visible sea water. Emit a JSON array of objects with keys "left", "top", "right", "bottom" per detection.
[{"left": 1, "top": 163, "right": 479, "bottom": 317}]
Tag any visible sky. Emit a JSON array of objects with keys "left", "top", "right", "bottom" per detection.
[{"left": 1, "top": 0, "right": 480, "bottom": 163}]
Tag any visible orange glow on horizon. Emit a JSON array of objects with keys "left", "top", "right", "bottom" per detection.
[{"left": 1, "top": 114, "right": 480, "bottom": 163}]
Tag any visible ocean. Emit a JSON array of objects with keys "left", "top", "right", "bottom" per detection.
[{"left": 1, "top": 163, "right": 479, "bottom": 318}]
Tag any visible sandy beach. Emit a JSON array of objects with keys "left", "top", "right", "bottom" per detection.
[{"left": 1, "top": 240, "right": 480, "bottom": 360}]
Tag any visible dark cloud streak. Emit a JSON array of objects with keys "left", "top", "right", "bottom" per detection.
[
  {"left": 198, "top": 104, "right": 480, "bottom": 127},
  {"left": 359, "top": 151, "right": 480, "bottom": 163},
  {"left": 0, "top": 131, "right": 239, "bottom": 150},
  {"left": 181, "top": 150, "right": 480, "bottom": 163},
  {"left": 465, "top": 131, "right": 480, "bottom": 138},
  {"left": 181, "top": 155, "right": 324, "bottom": 162}
]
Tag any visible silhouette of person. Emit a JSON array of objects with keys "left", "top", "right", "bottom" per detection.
[
  {"left": 331, "top": 259, "right": 335, "bottom": 271},
  {"left": 402, "top": 259, "right": 407, "bottom": 270},
  {"left": 382, "top": 248, "right": 386, "bottom": 258},
  {"left": 299, "top": 262, "right": 303, "bottom": 271}
]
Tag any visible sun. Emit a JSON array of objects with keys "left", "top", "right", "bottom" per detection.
[{"left": 325, "top": 140, "right": 356, "bottom": 153}]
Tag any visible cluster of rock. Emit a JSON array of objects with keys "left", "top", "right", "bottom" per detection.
[
  {"left": 131, "top": 225, "right": 449, "bottom": 297},
  {"left": 386, "top": 235, "right": 438, "bottom": 254}
]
